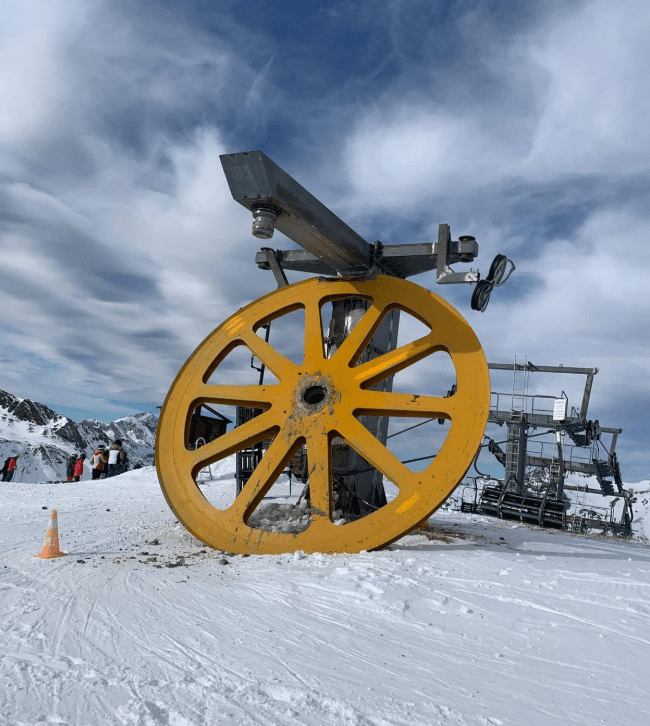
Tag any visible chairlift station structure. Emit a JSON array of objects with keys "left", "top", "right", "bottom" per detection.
[{"left": 471, "top": 361, "right": 631, "bottom": 535}]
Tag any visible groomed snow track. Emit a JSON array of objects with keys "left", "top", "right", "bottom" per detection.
[{"left": 2, "top": 468, "right": 650, "bottom": 725}]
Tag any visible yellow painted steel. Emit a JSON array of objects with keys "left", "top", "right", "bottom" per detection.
[{"left": 155, "top": 276, "right": 490, "bottom": 554}]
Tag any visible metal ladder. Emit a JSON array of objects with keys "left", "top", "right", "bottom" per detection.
[
  {"left": 510, "top": 355, "right": 528, "bottom": 417},
  {"left": 505, "top": 356, "right": 528, "bottom": 489},
  {"left": 549, "top": 432, "right": 562, "bottom": 484},
  {"left": 571, "top": 484, "right": 588, "bottom": 531}
]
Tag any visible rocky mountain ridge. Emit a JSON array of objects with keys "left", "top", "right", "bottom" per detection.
[{"left": 0, "top": 388, "right": 158, "bottom": 482}]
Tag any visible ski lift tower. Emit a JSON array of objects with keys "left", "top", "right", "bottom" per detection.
[{"left": 155, "top": 151, "right": 515, "bottom": 555}]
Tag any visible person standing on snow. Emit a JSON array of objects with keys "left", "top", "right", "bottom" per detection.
[
  {"left": 72, "top": 454, "right": 86, "bottom": 482},
  {"left": 1, "top": 457, "right": 11, "bottom": 481},
  {"left": 4, "top": 455, "right": 19, "bottom": 482},
  {"left": 107, "top": 440, "right": 126, "bottom": 477},
  {"left": 118, "top": 449, "right": 129, "bottom": 475},
  {"left": 90, "top": 446, "right": 107, "bottom": 480},
  {"left": 66, "top": 454, "right": 76, "bottom": 482}
]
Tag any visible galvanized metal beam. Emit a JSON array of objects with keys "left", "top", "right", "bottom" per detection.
[
  {"left": 488, "top": 410, "right": 583, "bottom": 427},
  {"left": 600, "top": 426, "right": 623, "bottom": 435},
  {"left": 220, "top": 151, "right": 372, "bottom": 275},
  {"left": 562, "top": 484, "right": 626, "bottom": 496},
  {"left": 257, "top": 248, "right": 289, "bottom": 288},
  {"left": 580, "top": 368, "right": 597, "bottom": 419},
  {"left": 525, "top": 455, "right": 599, "bottom": 475},
  {"left": 488, "top": 363, "right": 599, "bottom": 376},
  {"left": 254, "top": 239, "right": 479, "bottom": 279}
]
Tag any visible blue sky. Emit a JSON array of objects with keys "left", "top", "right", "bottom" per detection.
[{"left": 1, "top": 0, "right": 649, "bottom": 478}]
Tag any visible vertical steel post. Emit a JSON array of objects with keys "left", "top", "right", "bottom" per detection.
[
  {"left": 325, "top": 299, "right": 400, "bottom": 515},
  {"left": 505, "top": 419, "right": 527, "bottom": 494}
]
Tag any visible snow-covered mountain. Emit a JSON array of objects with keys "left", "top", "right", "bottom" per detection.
[{"left": 0, "top": 388, "right": 157, "bottom": 482}]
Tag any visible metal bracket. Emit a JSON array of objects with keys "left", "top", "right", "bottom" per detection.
[
  {"left": 369, "top": 240, "right": 401, "bottom": 278},
  {"left": 258, "top": 247, "right": 289, "bottom": 288},
  {"left": 436, "top": 224, "right": 479, "bottom": 284}
]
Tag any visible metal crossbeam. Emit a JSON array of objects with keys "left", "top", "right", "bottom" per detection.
[
  {"left": 254, "top": 239, "right": 479, "bottom": 279},
  {"left": 220, "top": 151, "right": 372, "bottom": 274}
]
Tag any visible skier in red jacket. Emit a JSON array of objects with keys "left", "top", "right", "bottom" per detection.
[
  {"left": 73, "top": 454, "right": 86, "bottom": 482},
  {"left": 2, "top": 455, "right": 19, "bottom": 482}
]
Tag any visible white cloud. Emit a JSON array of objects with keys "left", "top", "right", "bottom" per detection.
[
  {"left": 523, "top": 0, "right": 650, "bottom": 179},
  {"left": 345, "top": 111, "right": 516, "bottom": 209},
  {"left": 344, "top": 0, "right": 650, "bottom": 208},
  {"left": 0, "top": 0, "right": 86, "bottom": 143},
  {"left": 336, "top": 0, "right": 650, "bottom": 478},
  {"left": 0, "top": 1, "right": 273, "bottom": 417},
  {"left": 473, "top": 205, "right": 650, "bottom": 409},
  {"left": 0, "top": 124, "right": 272, "bottom": 411}
]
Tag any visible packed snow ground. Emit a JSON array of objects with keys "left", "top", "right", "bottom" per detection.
[{"left": 2, "top": 469, "right": 650, "bottom": 725}]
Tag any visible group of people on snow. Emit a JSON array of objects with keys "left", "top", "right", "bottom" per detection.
[
  {"left": 2, "top": 440, "right": 143, "bottom": 484},
  {"left": 66, "top": 440, "right": 134, "bottom": 481},
  {"left": 1, "top": 455, "right": 20, "bottom": 482}
]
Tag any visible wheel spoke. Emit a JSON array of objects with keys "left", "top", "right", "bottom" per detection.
[
  {"left": 335, "top": 415, "right": 411, "bottom": 488},
  {"left": 329, "top": 302, "right": 385, "bottom": 365},
  {"left": 229, "top": 428, "right": 298, "bottom": 521},
  {"left": 196, "top": 383, "right": 278, "bottom": 409},
  {"left": 353, "top": 390, "right": 456, "bottom": 420},
  {"left": 177, "top": 410, "right": 279, "bottom": 472},
  {"left": 303, "top": 298, "right": 325, "bottom": 367},
  {"left": 306, "top": 433, "right": 331, "bottom": 519},
  {"left": 353, "top": 332, "right": 444, "bottom": 388},
  {"left": 240, "top": 328, "right": 296, "bottom": 381}
]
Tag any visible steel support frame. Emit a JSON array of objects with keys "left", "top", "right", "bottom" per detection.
[{"left": 488, "top": 363, "right": 599, "bottom": 421}]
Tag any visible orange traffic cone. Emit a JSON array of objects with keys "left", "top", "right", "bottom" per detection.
[{"left": 34, "top": 509, "right": 68, "bottom": 559}]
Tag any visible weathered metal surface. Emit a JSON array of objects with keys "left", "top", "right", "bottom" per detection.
[
  {"left": 156, "top": 276, "right": 490, "bottom": 554},
  {"left": 436, "top": 224, "right": 479, "bottom": 285},
  {"left": 220, "top": 151, "right": 372, "bottom": 274},
  {"left": 488, "top": 363, "right": 599, "bottom": 376},
  {"left": 255, "top": 239, "right": 480, "bottom": 279}
]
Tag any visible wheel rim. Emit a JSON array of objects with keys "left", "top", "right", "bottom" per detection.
[
  {"left": 472, "top": 279, "right": 492, "bottom": 312},
  {"left": 488, "top": 254, "right": 508, "bottom": 285},
  {"left": 156, "top": 276, "right": 490, "bottom": 554}
]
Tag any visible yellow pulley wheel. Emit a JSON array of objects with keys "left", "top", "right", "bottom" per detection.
[{"left": 155, "top": 276, "right": 489, "bottom": 554}]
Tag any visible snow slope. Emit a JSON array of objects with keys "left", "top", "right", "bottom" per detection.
[{"left": 2, "top": 469, "right": 650, "bottom": 725}]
